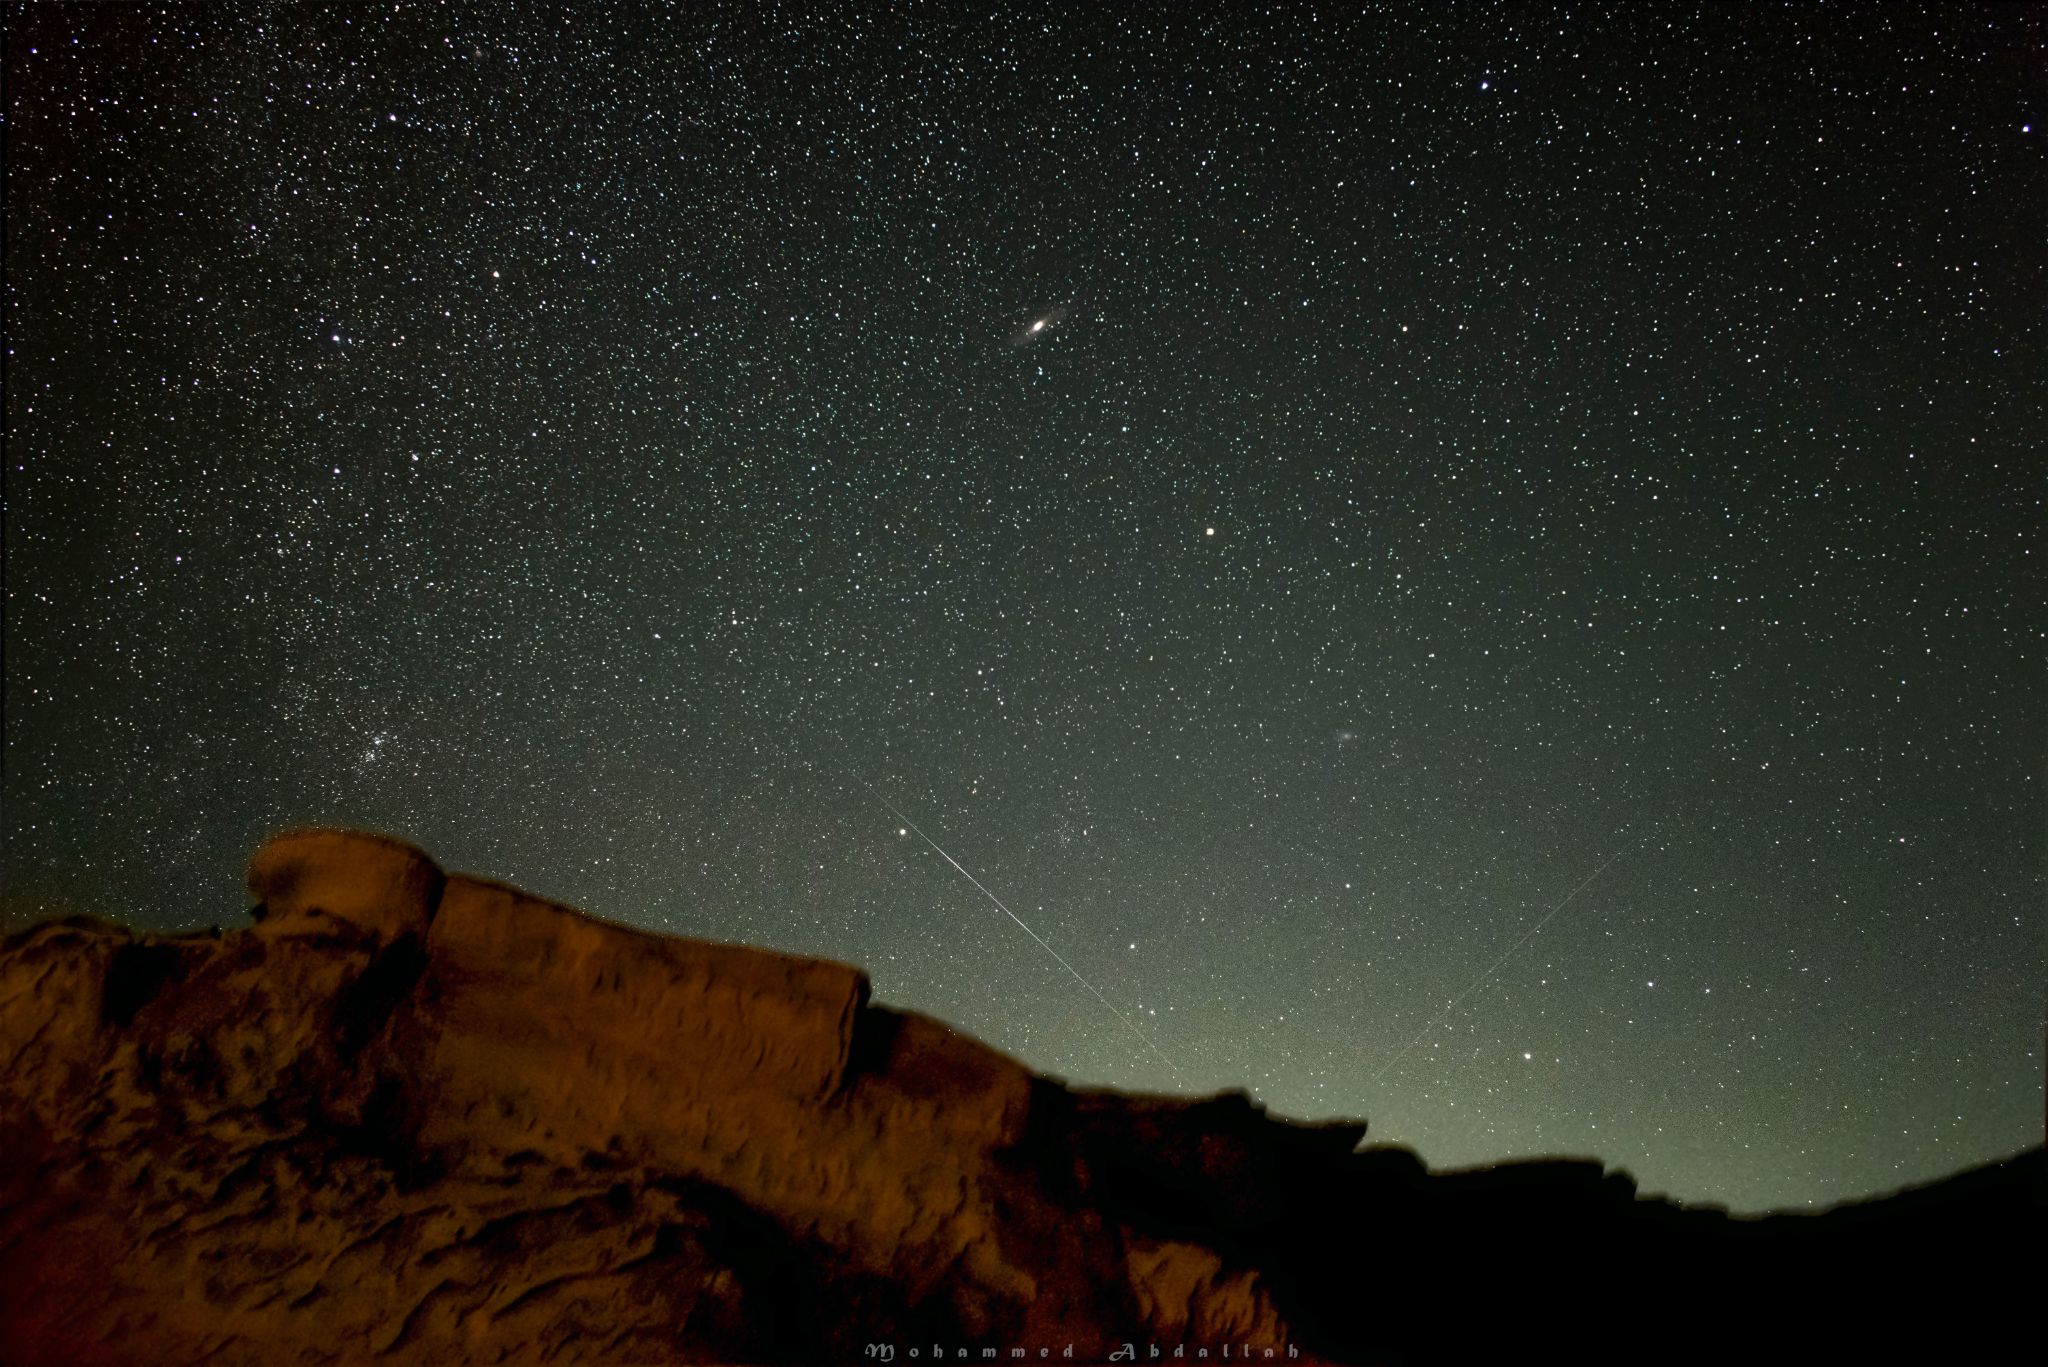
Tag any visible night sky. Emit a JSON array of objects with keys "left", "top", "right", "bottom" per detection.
[{"left": 6, "top": 3, "right": 2042, "bottom": 1213}]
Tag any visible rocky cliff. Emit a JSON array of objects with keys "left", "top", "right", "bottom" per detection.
[{"left": 1, "top": 830, "right": 2037, "bottom": 1365}]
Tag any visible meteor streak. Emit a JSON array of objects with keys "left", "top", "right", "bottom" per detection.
[
  {"left": 860, "top": 782, "right": 1190, "bottom": 1089},
  {"left": 1372, "top": 845, "right": 1629, "bottom": 1084}
]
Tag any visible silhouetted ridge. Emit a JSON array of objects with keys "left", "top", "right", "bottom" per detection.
[{"left": 1, "top": 829, "right": 2036, "bottom": 1365}]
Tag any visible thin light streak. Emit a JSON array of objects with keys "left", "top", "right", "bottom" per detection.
[
  {"left": 1373, "top": 846, "right": 1628, "bottom": 1084},
  {"left": 861, "top": 782, "right": 1191, "bottom": 1090}
]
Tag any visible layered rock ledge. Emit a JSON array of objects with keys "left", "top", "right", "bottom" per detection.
[{"left": 1, "top": 830, "right": 2037, "bottom": 1365}]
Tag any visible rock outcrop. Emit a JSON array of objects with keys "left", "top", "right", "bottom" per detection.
[{"left": 1, "top": 830, "right": 2038, "bottom": 1365}]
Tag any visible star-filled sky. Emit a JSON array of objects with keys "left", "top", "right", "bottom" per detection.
[{"left": 6, "top": 3, "right": 2041, "bottom": 1213}]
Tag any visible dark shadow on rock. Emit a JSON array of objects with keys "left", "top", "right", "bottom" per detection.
[{"left": 100, "top": 940, "right": 183, "bottom": 1027}]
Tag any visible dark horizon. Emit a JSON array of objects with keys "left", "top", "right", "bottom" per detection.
[
  {"left": 5, "top": 2, "right": 2042, "bottom": 1215},
  {"left": 8, "top": 829, "right": 2040, "bottom": 1365},
  {"left": 11, "top": 826, "right": 2038, "bottom": 1219}
]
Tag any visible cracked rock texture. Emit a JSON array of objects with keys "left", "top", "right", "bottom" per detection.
[{"left": 1, "top": 830, "right": 2038, "bottom": 1365}]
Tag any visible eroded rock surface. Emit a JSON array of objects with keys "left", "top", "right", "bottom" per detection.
[{"left": 2, "top": 830, "right": 2037, "bottom": 1365}]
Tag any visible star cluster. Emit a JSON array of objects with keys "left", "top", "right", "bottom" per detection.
[{"left": 5, "top": 3, "right": 2041, "bottom": 1211}]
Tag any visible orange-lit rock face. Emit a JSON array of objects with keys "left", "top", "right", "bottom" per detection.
[
  {"left": 246, "top": 827, "right": 444, "bottom": 941},
  {"left": 6, "top": 831, "right": 2033, "bottom": 1366},
  {"left": 0, "top": 831, "right": 1308, "bottom": 1365}
]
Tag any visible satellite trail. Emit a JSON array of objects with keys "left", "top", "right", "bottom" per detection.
[
  {"left": 1372, "top": 846, "right": 1629, "bottom": 1084},
  {"left": 860, "top": 782, "right": 1190, "bottom": 1089}
]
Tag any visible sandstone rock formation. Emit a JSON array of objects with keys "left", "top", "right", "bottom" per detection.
[{"left": 1, "top": 830, "right": 2038, "bottom": 1365}]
